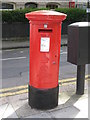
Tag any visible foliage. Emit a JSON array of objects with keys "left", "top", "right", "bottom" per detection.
[
  {"left": 55, "top": 8, "right": 87, "bottom": 23},
  {"left": 2, "top": 8, "right": 49, "bottom": 23},
  {"left": 2, "top": 8, "right": 87, "bottom": 23}
]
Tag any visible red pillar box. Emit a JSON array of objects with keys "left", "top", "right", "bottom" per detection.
[{"left": 25, "top": 10, "right": 66, "bottom": 109}]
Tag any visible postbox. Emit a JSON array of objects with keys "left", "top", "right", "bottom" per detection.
[{"left": 25, "top": 10, "right": 67, "bottom": 109}]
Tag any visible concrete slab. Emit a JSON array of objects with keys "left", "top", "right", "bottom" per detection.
[
  {"left": 49, "top": 106, "right": 80, "bottom": 118},
  {"left": 8, "top": 93, "right": 28, "bottom": 110},
  {"left": 0, "top": 97, "right": 8, "bottom": 106},
  {"left": 25, "top": 112, "right": 52, "bottom": 118},
  {"left": 7, "top": 93, "right": 43, "bottom": 118},
  {"left": 0, "top": 78, "right": 88, "bottom": 118},
  {"left": 15, "top": 103, "right": 44, "bottom": 118},
  {"left": 46, "top": 89, "right": 88, "bottom": 113},
  {"left": 2, "top": 104, "right": 18, "bottom": 118},
  {"left": 74, "top": 98, "right": 88, "bottom": 118},
  {"left": 0, "top": 103, "right": 8, "bottom": 119},
  {"left": 48, "top": 94, "right": 88, "bottom": 118},
  {"left": 60, "top": 84, "right": 76, "bottom": 93}
]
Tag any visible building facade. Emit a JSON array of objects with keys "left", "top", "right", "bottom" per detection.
[{"left": 0, "top": 0, "right": 88, "bottom": 10}]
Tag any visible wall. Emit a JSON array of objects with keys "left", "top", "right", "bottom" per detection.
[
  {"left": 2, "top": 22, "right": 29, "bottom": 39},
  {"left": 2, "top": 22, "right": 68, "bottom": 40}
]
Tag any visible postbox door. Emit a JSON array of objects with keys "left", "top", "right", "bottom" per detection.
[{"left": 30, "top": 22, "right": 61, "bottom": 89}]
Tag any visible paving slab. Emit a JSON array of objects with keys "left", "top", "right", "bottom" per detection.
[
  {"left": 0, "top": 103, "right": 8, "bottom": 119},
  {"left": 15, "top": 102, "right": 44, "bottom": 118},
  {"left": 25, "top": 112, "right": 52, "bottom": 118},
  {"left": 7, "top": 93, "right": 28, "bottom": 111},
  {"left": 0, "top": 79, "right": 88, "bottom": 119},
  {"left": 0, "top": 97, "right": 8, "bottom": 106},
  {"left": 45, "top": 90, "right": 88, "bottom": 113},
  {"left": 7, "top": 93, "right": 43, "bottom": 118},
  {"left": 2, "top": 104, "right": 18, "bottom": 118},
  {"left": 48, "top": 93, "right": 88, "bottom": 118},
  {"left": 74, "top": 98, "right": 88, "bottom": 118},
  {"left": 49, "top": 106, "right": 80, "bottom": 118}
]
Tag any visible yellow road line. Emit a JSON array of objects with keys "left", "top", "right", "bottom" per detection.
[
  {"left": 0, "top": 79, "right": 88, "bottom": 98},
  {"left": 0, "top": 75, "right": 89, "bottom": 93},
  {"left": 0, "top": 89, "right": 28, "bottom": 97},
  {"left": 0, "top": 83, "right": 76, "bottom": 97},
  {"left": 59, "top": 75, "right": 89, "bottom": 82},
  {"left": 0, "top": 85, "right": 28, "bottom": 92}
]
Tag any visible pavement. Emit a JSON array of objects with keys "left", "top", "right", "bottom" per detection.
[
  {"left": 0, "top": 76, "right": 89, "bottom": 119},
  {"left": 0, "top": 35, "right": 89, "bottom": 119},
  {"left": 1, "top": 35, "right": 67, "bottom": 50}
]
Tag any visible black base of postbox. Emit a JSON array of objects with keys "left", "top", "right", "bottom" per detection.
[{"left": 28, "top": 85, "right": 59, "bottom": 110}]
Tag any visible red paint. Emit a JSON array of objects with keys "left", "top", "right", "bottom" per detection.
[
  {"left": 69, "top": 2, "right": 75, "bottom": 8},
  {"left": 25, "top": 10, "right": 67, "bottom": 89}
]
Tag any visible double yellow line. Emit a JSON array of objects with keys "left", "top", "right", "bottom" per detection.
[
  {"left": 0, "top": 75, "right": 89, "bottom": 98},
  {"left": 0, "top": 85, "right": 28, "bottom": 98}
]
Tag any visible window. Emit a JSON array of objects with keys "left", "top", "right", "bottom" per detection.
[
  {"left": 2, "top": 3, "right": 14, "bottom": 9},
  {"left": 25, "top": 2, "right": 37, "bottom": 9},
  {"left": 46, "top": 3, "right": 58, "bottom": 9}
]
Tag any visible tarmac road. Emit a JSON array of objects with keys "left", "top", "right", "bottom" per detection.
[{"left": 0, "top": 46, "right": 88, "bottom": 89}]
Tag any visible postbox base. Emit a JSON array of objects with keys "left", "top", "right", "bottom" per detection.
[{"left": 28, "top": 85, "right": 59, "bottom": 110}]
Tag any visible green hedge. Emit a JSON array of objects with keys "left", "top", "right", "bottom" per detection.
[
  {"left": 2, "top": 8, "right": 49, "bottom": 23},
  {"left": 2, "top": 8, "right": 87, "bottom": 23},
  {"left": 55, "top": 8, "right": 87, "bottom": 23}
]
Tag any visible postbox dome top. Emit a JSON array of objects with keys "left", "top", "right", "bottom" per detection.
[{"left": 25, "top": 10, "right": 67, "bottom": 22}]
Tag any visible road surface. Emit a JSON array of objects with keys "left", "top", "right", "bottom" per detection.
[{"left": 0, "top": 47, "right": 88, "bottom": 89}]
